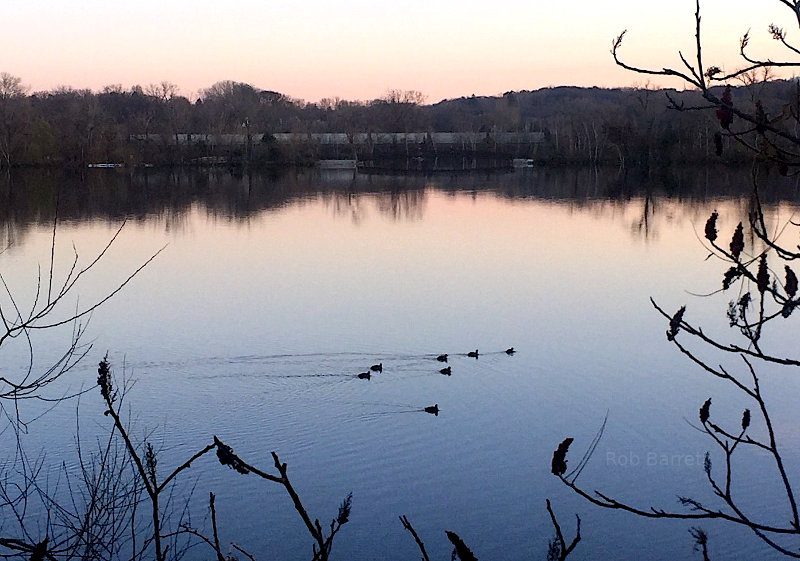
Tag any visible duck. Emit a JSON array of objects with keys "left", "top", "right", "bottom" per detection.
[
  {"left": 357, "top": 372, "right": 371, "bottom": 380},
  {"left": 436, "top": 354, "right": 448, "bottom": 362},
  {"left": 467, "top": 349, "right": 479, "bottom": 358},
  {"left": 370, "top": 363, "right": 383, "bottom": 372},
  {"left": 424, "top": 404, "right": 439, "bottom": 416},
  {"left": 505, "top": 347, "right": 516, "bottom": 355},
  {"left": 439, "top": 366, "right": 452, "bottom": 375}
]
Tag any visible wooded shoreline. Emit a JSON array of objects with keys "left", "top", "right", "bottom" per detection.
[{"left": 2, "top": 76, "right": 783, "bottom": 170}]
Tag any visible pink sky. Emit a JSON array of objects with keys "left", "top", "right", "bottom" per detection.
[{"left": 2, "top": 1, "right": 794, "bottom": 103}]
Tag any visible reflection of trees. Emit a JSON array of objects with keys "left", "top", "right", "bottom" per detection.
[
  {"left": 501, "top": 166, "right": 798, "bottom": 241},
  {"left": 374, "top": 190, "right": 427, "bottom": 222},
  {"left": 2, "top": 167, "right": 799, "bottom": 245},
  {"left": 319, "top": 172, "right": 428, "bottom": 223},
  {"left": 634, "top": 193, "right": 654, "bottom": 240}
]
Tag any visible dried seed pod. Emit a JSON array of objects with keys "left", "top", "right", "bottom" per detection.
[
  {"left": 785, "top": 266, "right": 798, "bottom": 299},
  {"left": 757, "top": 255, "right": 769, "bottom": 294},
  {"left": 730, "top": 223, "right": 744, "bottom": 260},
  {"left": 145, "top": 442, "right": 157, "bottom": 486},
  {"left": 446, "top": 531, "right": 478, "bottom": 561},
  {"left": 337, "top": 492, "right": 353, "bottom": 525},
  {"left": 667, "top": 306, "right": 686, "bottom": 341},
  {"left": 716, "top": 86, "right": 734, "bottom": 129},
  {"left": 704, "top": 212, "right": 719, "bottom": 242},
  {"left": 97, "top": 356, "right": 116, "bottom": 404},
  {"left": 727, "top": 300, "right": 738, "bottom": 325},
  {"left": 699, "top": 398, "right": 711, "bottom": 424},
  {"left": 551, "top": 437, "right": 573, "bottom": 476},
  {"left": 722, "top": 267, "right": 741, "bottom": 290},
  {"left": 738, "top": 292, "right": 752, "bottom": 311}
]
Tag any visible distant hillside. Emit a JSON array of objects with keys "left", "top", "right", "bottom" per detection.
[
  {"left": 427, "top": 81, "right": 796, "bottom": 166},
  {"left": 0, "top": 75, "right": 795, "bottom": 168}
]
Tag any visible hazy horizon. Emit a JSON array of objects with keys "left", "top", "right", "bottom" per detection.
[{"left": 3, "top": 1, "right": 794, "bottom": 104}]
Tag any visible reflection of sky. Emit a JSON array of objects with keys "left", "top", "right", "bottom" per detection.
[
  {"left": 3, "top": 191, "right": 792, "bottom": 372},
  {"left": 36, "top": 193, "right": 719, "bottom": 358},
  {"left": 2, "top": 189, "right": 800, "bottom": 560}
]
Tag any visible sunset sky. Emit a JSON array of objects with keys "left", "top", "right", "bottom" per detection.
[{"left": 2, "top": 1, "right": 794, "bottom": 103}]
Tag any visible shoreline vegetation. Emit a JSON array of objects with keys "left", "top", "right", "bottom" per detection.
[{"left": 1, "top": 74, "right": 790, "bottom": 171}]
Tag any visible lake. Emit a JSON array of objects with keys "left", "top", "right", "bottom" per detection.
[{"left": 1, "top": 166, "right": 799, "bottom": 560}]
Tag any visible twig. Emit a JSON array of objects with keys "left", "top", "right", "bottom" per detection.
[
  {"left": 546, "top": 499, "right": 581, "bottom": 561},
  {"left": 399, "top": 515, "right": 431, "bottom": 561}
]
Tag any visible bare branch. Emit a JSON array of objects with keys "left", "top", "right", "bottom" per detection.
[
  {"left": 399, "top": 515, "right": 431, "bottom": 561},
  {"left": 546, "top": 499, "right": 581, "bottom": 561}
]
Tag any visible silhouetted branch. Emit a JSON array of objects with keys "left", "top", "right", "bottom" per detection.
[
  {"left": 97, "top": 358, "right": 216, "bottom": 561},
  {"left": 210, "top": 493, "right": 224, "bottom": 561},
  {"left": 399, "top": 515, "right": 431, "bottom": 561},
  {"left": 613, "top": 0, "right": 800, "bottom": 173},
  {"left": 210, "top": 436, "right": 352, "bottom": 561},
  {"left": 230, "top": 542, "right": 257, "bottom": 561},
  {"left": 157, "top": 444, "right": 216, "bottom": 494},
  {"left": 546, "top": 499, "right": 581, "bottom": 561},
  {"left": 0, "top": 537, "right": 55, "bottom": 561},
  {"left": 0, "top": 216, "right": 161, "bottom": 429},
  {"left": 558, "top": 192, "right": 800, "bottom": 554},
  {"left": 611, "top": 30, "right": 699, "bottom": 87},
  {"left": 651, "top": 298, "right": 800, "bottom": 366},
  {"left": 750, "top": 185, "right": 800, "bottom": 261}
]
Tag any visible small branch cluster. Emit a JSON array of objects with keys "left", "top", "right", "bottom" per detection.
[
  {"left": 545, "top": 499, "right": 581, "bottom": 561},
  {"left": 399, "top": 516, "right": 481, "bottom": 561},
  {"left": 0, "top": 217, "right": 163, "bottom": 425},
  {"left": 613, "top": 0, "right": 800, "bottom": 171},
  {"left": 0, "top": 355, "right": 355, "bottom": 561}
]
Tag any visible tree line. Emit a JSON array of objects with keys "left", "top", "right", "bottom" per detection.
[{"left": 1, "top": 72, "right": 792, "bottom": 169}]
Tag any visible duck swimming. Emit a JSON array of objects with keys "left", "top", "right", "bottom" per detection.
[
  {"left": 505, "top": 347, "right": 516, "bottom": 355},
  {"left": 357, "top": 372, "right": 371, "bottom": 380},
  {"left": 370, "top": 363, "right": 383, "bottom": 372},
  {"left": 424, "top": 404, "right": 439, "bottom": 416},
  {"left": 439, "top": 366, "right": 452, "bottom": 375},
  {"left": 467, "top": 349, "right": 479, "bottom": 358},
  {"left": 436, "top": 354, "right": 448, "bottom": 362}
]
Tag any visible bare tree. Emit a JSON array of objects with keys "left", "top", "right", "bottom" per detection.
[
  {"left": 373, "top": 89, "right": 428, "bottom": 133},
  {"left": 0, "top": 218, "right": 162, "bottom": 417},
  {"left": 0, "top": 213, "right": 167, "bottom": 561},
  {"left": 553, "top": 1, "right": 800, "bottom": 558},
  {"left": 0, "top": 73, "right": 29, "bottom": 169}
]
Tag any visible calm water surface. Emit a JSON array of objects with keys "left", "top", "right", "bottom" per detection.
[{"left": 2, "top": 167, "right": 800, "bottom": 560}]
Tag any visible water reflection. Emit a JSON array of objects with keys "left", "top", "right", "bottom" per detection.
[{"left": 3, "top": 166, "right": 799, "bottom": 240}]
